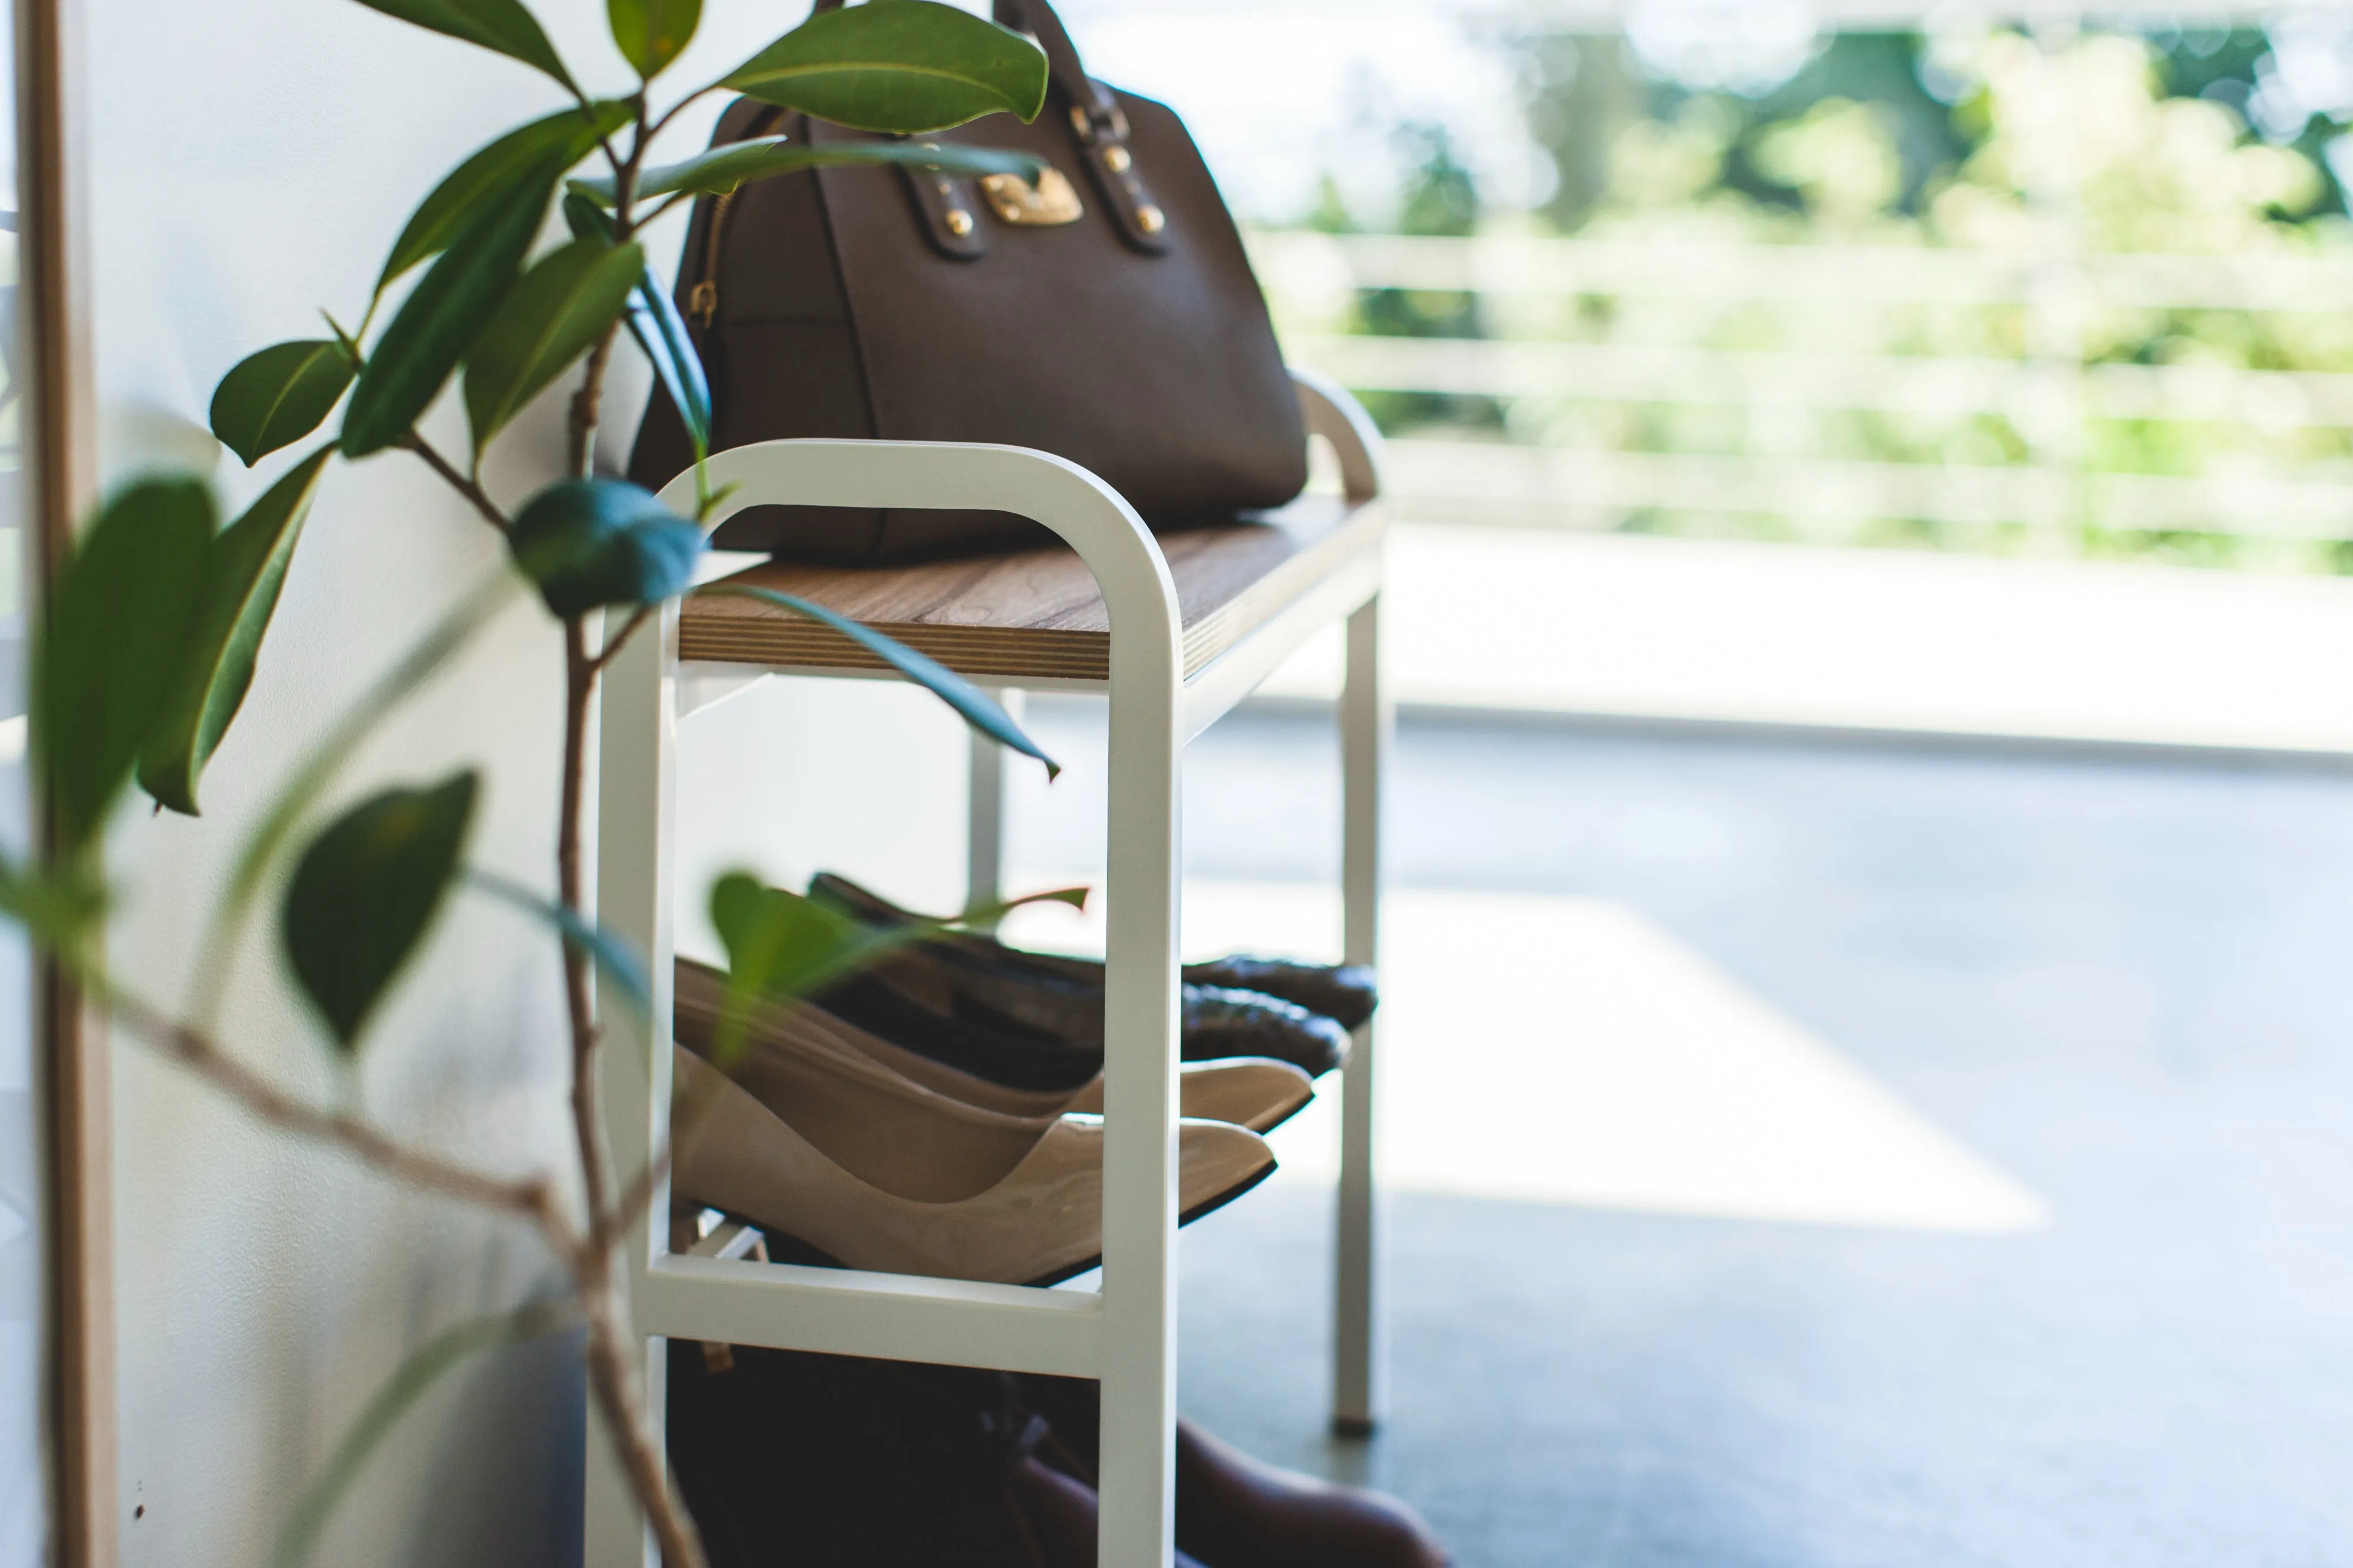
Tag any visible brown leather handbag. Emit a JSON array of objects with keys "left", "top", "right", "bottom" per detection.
[{"left": 627, "top": 0, "right": 1308, "bottom": 564}]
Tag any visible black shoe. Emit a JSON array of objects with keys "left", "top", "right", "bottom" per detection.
[
  {"left": 1181, "top": 956, "right": 1377, "bottom": 1033},
  {"left": 809, "top": 873, "right": 1355, "bottom": 1080},
  {"left": 811, "top": 872, "right": 1380, "bottom": 1030}
]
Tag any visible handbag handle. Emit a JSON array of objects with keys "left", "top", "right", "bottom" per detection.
[
  {"left": 988, "top": 0, "right": 1106, "bottom": 122},
  {"left": 805, "top": 0, "right": 1169, "bottom": 252}
]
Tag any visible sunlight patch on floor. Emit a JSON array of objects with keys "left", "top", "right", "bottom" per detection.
[{"left": 1002, "top": 883, "right": 2048, "bottom": 1234}]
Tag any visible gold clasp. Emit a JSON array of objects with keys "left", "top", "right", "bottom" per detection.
[{"left": 979, "top": 166, "right": 1084, "bottom": 227}]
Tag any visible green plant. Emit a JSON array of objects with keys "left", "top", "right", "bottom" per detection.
[{"left": 0, "top": 3, "right": 1078, "bottom": 1563}]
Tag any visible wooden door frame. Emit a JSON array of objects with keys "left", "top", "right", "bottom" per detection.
[{"left": 16, "top": 0, "right": 113, "bottom": 1563}]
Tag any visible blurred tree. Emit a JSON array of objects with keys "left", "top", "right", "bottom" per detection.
[
  {"left": 1356, "top": 123, "right": 1504, "bottom": 432},
  {"left": 1296, "top": 24, "right": 2353, "bottom": 569}
]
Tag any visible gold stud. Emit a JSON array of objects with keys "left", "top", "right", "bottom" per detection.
[
  {"left": 945, "top": 208, "right": 974, "bottom": 236},
  {"left": 1135, "top": 203, "right": 1164, "bottom": 234},
  {"left": 1069, "top": 104, "right": 1094, "bottom": 140},
  {"left": 1104, "top": 144, "right": 1132, "bottom": 174}
]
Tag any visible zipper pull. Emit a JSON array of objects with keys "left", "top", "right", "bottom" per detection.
[{"left": 690, "top": 188, "right": 739, "bottom": 330}]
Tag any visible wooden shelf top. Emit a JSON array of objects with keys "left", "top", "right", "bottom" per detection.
[{"left": 682, "top": 494, "right": 1382, "bottom": 684}]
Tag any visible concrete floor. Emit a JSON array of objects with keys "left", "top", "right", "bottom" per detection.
[{"left": 1006, "top": 701, "right": 2353, "bottom": 1568}]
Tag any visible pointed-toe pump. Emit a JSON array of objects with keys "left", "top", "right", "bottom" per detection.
[
  {"left": 675, "top": 959, "right": 1316, "bottom": 1135},
  {"left": 670, "top": 1048, "right": 1277, "bottom": 1286},
  {"left": 1055, "top": 1057, "right": 1311, "bottom": 1135}
]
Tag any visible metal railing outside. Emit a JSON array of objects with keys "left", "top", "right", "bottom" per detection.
[{"left": 1251, "top": 228, "right": 2353, "bottom": 546}]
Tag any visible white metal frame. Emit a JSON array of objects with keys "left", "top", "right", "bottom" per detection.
[{"left": 589, "top": 372, "right": 1387, "bottom": 1566}]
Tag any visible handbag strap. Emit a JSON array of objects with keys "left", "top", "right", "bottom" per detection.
[{"left": 804, "top": 0, "right": 1169, "bottom": 253}]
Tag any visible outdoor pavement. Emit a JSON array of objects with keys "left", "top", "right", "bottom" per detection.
[
  {"left": 1259, "top": 525, "right": 2353, "bottom": 756},
  {"left": 1002, "top": 698, "right": 2353, "bottom": 1568}
]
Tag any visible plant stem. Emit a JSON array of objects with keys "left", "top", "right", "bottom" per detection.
[
  {"left": 100, "top": 983, "right": 568, "bottom": 1233},
  {"left": 534, "top": 102, "right": 712, "bottom": 1568},
  {"left": 404, "top": 434, "right": 511, "bottom": 532},
  {"left": 591, "top": 605, "right": 655, "bottom": 674},
  {"left": 557, "top": 616, "right": 616, "bottom": 1242},
  {"left": 566, "top": 329, "right": 622, "bottom": 479},
  {"left": 578, "top": 1262, "right": 707, "bottom": 1568}
]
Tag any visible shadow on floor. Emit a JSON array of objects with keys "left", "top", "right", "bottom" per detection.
[{"left": 1005, "top": 703, "right": 2353, "bottom": 1567}]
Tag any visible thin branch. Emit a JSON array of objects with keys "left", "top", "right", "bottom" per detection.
[
  {"left": 565, "top": 326, "right": 625, "bottom": 479},
  {"left": 590, "top": 605, "right": 655, "bottom": 675},
  {"left": 645, "top": 82, "right": 723, "bottom": 149},
  {"left": 592, "top": 91, "right": 644, "bottom": 195},
  {"left": 635, "top": 190, "right": 697, "bottom": 231},
  {"left": 101, "top": 983, "right": 572, "bottom": 1240},
  {"left": 595, "top": 1140, "right": 674, "bottom": 1257},
  {"left": 579, "top": 1279, "right": 708, "bottom": 1568},
  {"left": 557, "top": 620, "right": 618, "bottom": 1240},
  {"left": 403, "top": 434, "right": 511, "bottom": 533}
]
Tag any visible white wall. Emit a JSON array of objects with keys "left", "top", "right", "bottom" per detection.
[{"left": 84, "top": 2, "right": 961, "bottom": 1563}]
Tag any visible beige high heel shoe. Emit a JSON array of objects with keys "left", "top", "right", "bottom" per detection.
[
  {"left": 675, "top": 958, "right": 1314, "bottom": 1134},
  {"left": 670, "top": 1047, "right": 1275, "bottom": 1286}
]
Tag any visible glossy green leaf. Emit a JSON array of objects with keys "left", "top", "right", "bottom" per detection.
[
  {"left": 705, "top": 874, "right": 1085, "bottom": 1065},
  {"left": 462, "top": 236, "right": 644, "bottom": 450},
  {"left": 209, "top": 342, "right": 356, "bottom": 468},
  {"left": 697, "top": 583, "right": 1058, "bottom": 778},
  {"left": 349, "top": 0, "right": 576, "bottom": 89},
  {"left": 468, "top": 869, "right": 651, "bottom": 1022},
  {"left": 34, "top": 479, "right": 215, "bottom": 858},
  {"left": 608, "top": 0, "right": 699, "bottom": 79},
  {"left": 138, "top": 450, "right": 332, "bottom": 817},
  {"left": 190, "top": 571, "right": 518, "bottom": 1034},
  {"left": 378, "top": 101, "right": 631, "bottom": 293},
  {"left": 571, "top": 135, "right": 1045, "bottom": 206},
  {"left": 626, "top": 263, "right": 709, "bottom": 455},
  {"left": 269, "top": 1301, "right": 569, "bottom": 1568},
  {"left": 342, "top": 158, "right": 560, "bottom": 457},
  {"left": 563, "top": 193, "right": 711, "bottom": 454},
  {"left": 711, "top": 874, "right": 878, "bottom": 999},
  {"left": 508, "top": 479, "right": 702, "bottom": 618},
  {"left": 0, "top": 857, "right": 110, "bottom": 952},
  {"left": 723, "top": 0, "right": 1048, "bottom": 134},
  {"left": 282, "top": 772, "right": 478, "bottom": 1048},
  {"left": 705, "top": 874, "right": 893, "bottom": 1066}
]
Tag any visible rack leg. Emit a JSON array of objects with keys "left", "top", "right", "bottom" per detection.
[
  {"left": 587, "top": 605, "right": 681, "bottom": 1567},
  {"left": 1334, "top": 593, "right": 1387, "bottom": 1438},
  {"left": 1099, "top": 654, "right": 1184, "bottom": 1566},
  {"left": 967, "top": 688, "right": 1021, "bottom": 915}
]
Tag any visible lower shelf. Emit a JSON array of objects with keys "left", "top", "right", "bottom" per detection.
[{"left": 640, "top": 1249, "right": 1104, "bottom": 1379}]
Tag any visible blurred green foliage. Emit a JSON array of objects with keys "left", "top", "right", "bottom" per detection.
[{"left": 1308, "top": 25, "right": 2353, "bottom": 572}]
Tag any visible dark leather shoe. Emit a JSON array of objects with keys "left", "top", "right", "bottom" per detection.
[
  {"left": 1007, "top": 1454, "right": 1212, "bottom": 1568},
  {"left": 1014, "top": 1376, "right": 1450, "bottom": 1568},
  {"left": 810, "top": 872, "right": 1358, "bottom": 1079},
  {"left": 811, "top": 873, "right": 1379, "bottom": 1025},
  {"left": 1176, "top": 1420, "right": 1448, "bottom": 1568},
  {"left": 1181, "top": 957, "right": 1378, "bottom": 1033}
]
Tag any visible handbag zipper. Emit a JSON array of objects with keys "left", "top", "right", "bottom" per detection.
[
  {"left": 688, "top": 188, "right": 736, "bottom": 329},
  {"left": 688, "top": 108, "right": 788, "bottom": 329}
]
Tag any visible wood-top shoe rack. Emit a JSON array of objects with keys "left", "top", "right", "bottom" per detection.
[{"left": 589, "top": 369, "right": 1390, "bottom": 1567}]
